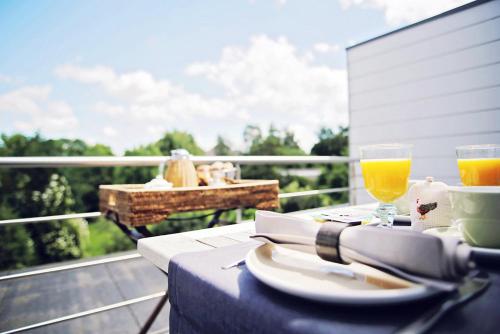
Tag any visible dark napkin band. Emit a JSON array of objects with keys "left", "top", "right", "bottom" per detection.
[{"left": 315, "top": 222, "right": 353, "bottom": 263}]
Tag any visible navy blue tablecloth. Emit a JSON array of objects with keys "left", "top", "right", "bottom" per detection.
[{"left": 167, "top": 242, "right": 499, "bottom": 334}]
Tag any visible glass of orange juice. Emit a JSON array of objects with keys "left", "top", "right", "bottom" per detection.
[
  {"left": 360, "top": 144, "right": 412, "bottom": 227},
  {"left": 456, "top": 144, "right": 500, "bottom": 186}
]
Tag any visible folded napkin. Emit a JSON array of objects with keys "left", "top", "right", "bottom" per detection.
[{"left": 254, "top": 211, "right": 474, "bottom": 284}]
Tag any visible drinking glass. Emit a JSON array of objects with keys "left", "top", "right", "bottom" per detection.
[
  {"left": 360, "top": 144, "right": 412, "bottom": 227},
  {"left": 456, "top": 144, "right": 500, "bottom": 186}
]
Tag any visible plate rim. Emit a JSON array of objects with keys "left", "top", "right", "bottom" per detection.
[{"left": 245, "top": 244, "right": 438, "bottom": 305}]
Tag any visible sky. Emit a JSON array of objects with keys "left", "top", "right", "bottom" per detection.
[{"left": 0, "top": 0, "right": 472, "bottom": 155}]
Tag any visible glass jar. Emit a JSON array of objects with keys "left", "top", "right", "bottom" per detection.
[{"left": 165, "top": 149, "right": 198, "bottom": 187}]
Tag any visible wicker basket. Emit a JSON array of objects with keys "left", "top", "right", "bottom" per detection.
[{"left": 99, "top": 179, "right": 279, "bottom": 226}]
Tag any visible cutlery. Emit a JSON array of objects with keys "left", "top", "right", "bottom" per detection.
[
  {"left": 221, "top": 258, "right": 246, "bottom": 270},
  {"left": 251, "top": 234, "right": 458, "bottom": 291},
  {"left": 397, "top": 271, "right": 490, "bottom": 334}
]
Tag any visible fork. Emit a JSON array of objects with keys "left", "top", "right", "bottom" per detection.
[{"left": 221, "top": 258, "right": 246, "bottom": 270}]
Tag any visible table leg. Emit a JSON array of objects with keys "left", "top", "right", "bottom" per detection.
[
  {"left": 138, "top": 288, "right": 169, "bottom": 334},
  {"left": 106, "top": 211, "right": 154, "bottom": 244},
  {"left": 207, "top": 209, "right": 224, "bottom": 228},
  {"left": 105, "top": 211, "right": 169, "bottom": 332},
  {"left": 135, "top": 226, "right": 154, "bottom": 238}
]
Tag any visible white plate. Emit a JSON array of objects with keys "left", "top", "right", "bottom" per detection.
[
  {"left": 423, "top": 227, "right": 500, "bottom": 258},
  {"left": 245, "top": 244, "right": 439, "bottom": 305}
]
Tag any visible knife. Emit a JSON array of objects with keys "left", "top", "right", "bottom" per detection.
[
  {"left": 397, "top": 271, "right": 490, "bottom": 334},
  {"left": 249, "top": 235, "right": 413, "bottom": 289}
]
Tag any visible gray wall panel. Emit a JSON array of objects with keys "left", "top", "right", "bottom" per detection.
[{"left": 347, "top": 0, "right": 500, "bottom": 204}]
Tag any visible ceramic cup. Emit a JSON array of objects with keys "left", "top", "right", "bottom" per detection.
[{"left": 449, "top": 186, "right": 500, "bottom": 248}]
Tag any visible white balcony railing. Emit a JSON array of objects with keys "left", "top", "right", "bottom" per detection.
[{"left": 0, "top": 155, "right": 356, "bottom": 334}]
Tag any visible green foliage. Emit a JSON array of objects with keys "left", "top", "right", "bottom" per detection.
[
  {"left": 311, "top": 126, "right": 350, "bottom": 203},
  {"left": 0, "top": 134, "right": 90, "bottom": 268},
  {"left": 0, "top": 206, "right": 36, "bottom": 269},
  {"left": 114, "top": 143, "right": 163, "bottom": 185},
  {"left": 241, "top": 124, "right": 305, "bottom": 184},
  {"left": 59, "top": 141, "right": 115, "bottom": 212},
  {"left": 0, "top": 125, "right": 350, "bottom": 270},
  {"left": 150, "top": 211, "right": 215, "bottom": 235},
  {"left": 157, "top": 131, "right": 204, "bottom": 156},
  {"left": 26, "top": 174, "right": 88, "bottom": 262},
  {"left": 114, "top": 131, "right": 205, "bottom": 184},
  {"left": 213, "top": 136, "right": 232, "bottom": 156},
  {"left": 317, "top": 163, "right": 349, "bottom": 203},
  {"left": 82, "top": 217, "right": 134, "bottom": 256},
  {"left": 311, "top": 126, "right": 348, "bottom": 156},
  {"left": 280, "top": 181, "right": 333, "bottom": 213}
]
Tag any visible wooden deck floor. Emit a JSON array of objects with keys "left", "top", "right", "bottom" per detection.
[{"left": 0, "top": 251, "right": 169, "bottom": 334}]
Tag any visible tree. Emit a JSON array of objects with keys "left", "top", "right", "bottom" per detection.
[
  {"left": 27, "top": 174, "right": 87, "bottom": 262},
  {"left": 156, "top": 131, "right": 204, "bottom": 156},
  {"left": 213, "top": 136, "right": 232, "bottom": 156},
  {"left": 58, "top": 140, "right": 115, "bottom": 212},
  {"left": 114, "top": 143, "right": 163, "bottom": 185},
  {"left": 310, "top": 126, "right": 349, "bottom": 203},
  {"left": 0, "top": 134, "right": 88, "bottom": 268},
  {"left": 241, "top": 125, "right": 305, "bottom": 182},
  {"left": 243, "top": 125, "right": 262, "bottom": 148},
  {"left": 114, "top": 130, "right": 205, "bottom": 184},
  {"left": 311, "top": 126, "right": 348, "bottom": 156},
  {"left": 0, "top": 205, "right": 36, "bottom": 269}
]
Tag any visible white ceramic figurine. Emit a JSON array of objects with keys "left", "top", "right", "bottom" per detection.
[{"left": 408, "top": 177, "right": 452, "bottom": 232}]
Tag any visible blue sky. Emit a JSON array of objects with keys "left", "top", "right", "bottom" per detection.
[{"left": 0, "top": 0, "right": 470, "bottom": 154}]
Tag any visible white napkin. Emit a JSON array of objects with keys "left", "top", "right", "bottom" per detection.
[
  {"left": 254, "top": 210, "right": 473, "bottom": 285},
  {"left": 255, "top": 210, "right": 321, "bottom": 242}
]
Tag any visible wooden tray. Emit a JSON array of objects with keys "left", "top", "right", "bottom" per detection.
[{"left": 99, "top": 179, "right": 279, "bottom": 226}]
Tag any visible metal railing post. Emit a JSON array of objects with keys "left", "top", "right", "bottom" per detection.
[{"left": 235, "top": 162, "right": 242, "bottom": 223}]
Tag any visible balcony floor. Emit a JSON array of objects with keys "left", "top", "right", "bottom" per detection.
[{"left": 0, "top": 251, "right": 169, "bottom": 333}]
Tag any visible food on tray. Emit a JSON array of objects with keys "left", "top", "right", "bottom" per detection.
[
  {"left": 194, "top": 161, "right": 238, "bottom": 186},
  {"left": 196, "top": 164, "right": 213, "bottom": 186},
  {"left": 210, "top": 161, "right": 226, "bottom": 186},
  {"left": 144, "top": 176, "right": 173, "bottom": 189}
]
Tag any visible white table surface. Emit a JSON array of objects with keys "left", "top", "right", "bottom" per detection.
[{"left": 138, "top": 204, "right": 378, "bottom": 273}]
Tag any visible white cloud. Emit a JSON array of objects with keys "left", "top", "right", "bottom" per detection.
[
  {"left": 187, "top": 35, "right": 348, "bottom": 149},
  {"left": 55, "top": 64, "right": 234, "bottom": 121},
  {"left": 0, "top": 74, "right": 14, "bottom": 84},
  {"left": 103, "top": 126, "right": 117, "bottom": 137},
  {"left": 0, "top": 85, "right": 78, "bottom": 134},
  {"left": 340, "top": 0, "right": 473, "bottom": 26},
  {"left": 313, "top": 43, "right": 340, "bottom": 54},
  {"left": 94, "top": 101, "right": 125, "bottom": 115},
  {"left": 54, "top": 35, "right": 347, "bottom": 151}
]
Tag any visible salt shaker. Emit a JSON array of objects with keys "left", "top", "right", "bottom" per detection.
[{"left": 408, "top": 177, "right": 452, "bottom": 232}]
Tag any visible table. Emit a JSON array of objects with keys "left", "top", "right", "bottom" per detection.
[
  {"left": 137, "top": 220, "right": 255, "bottom": 333},
  {"left": 134, "top": 204, "right": 367, "bottom": 332},
  {"left": 137, "top": 203, "right": 378, "bottom": 273},
  {"left": 138, "top": 205, "right": 499, "bottom": 333},
  {"left": 137, "top": 204, "right": 374, "bottom": 273}
]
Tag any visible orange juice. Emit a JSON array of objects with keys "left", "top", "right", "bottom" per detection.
[
  {"left": 457, "top": 158, "right": 500, "bottom": 186},
  {"left": 361, "top": 159, "right": 411, "bottom": 203}
]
